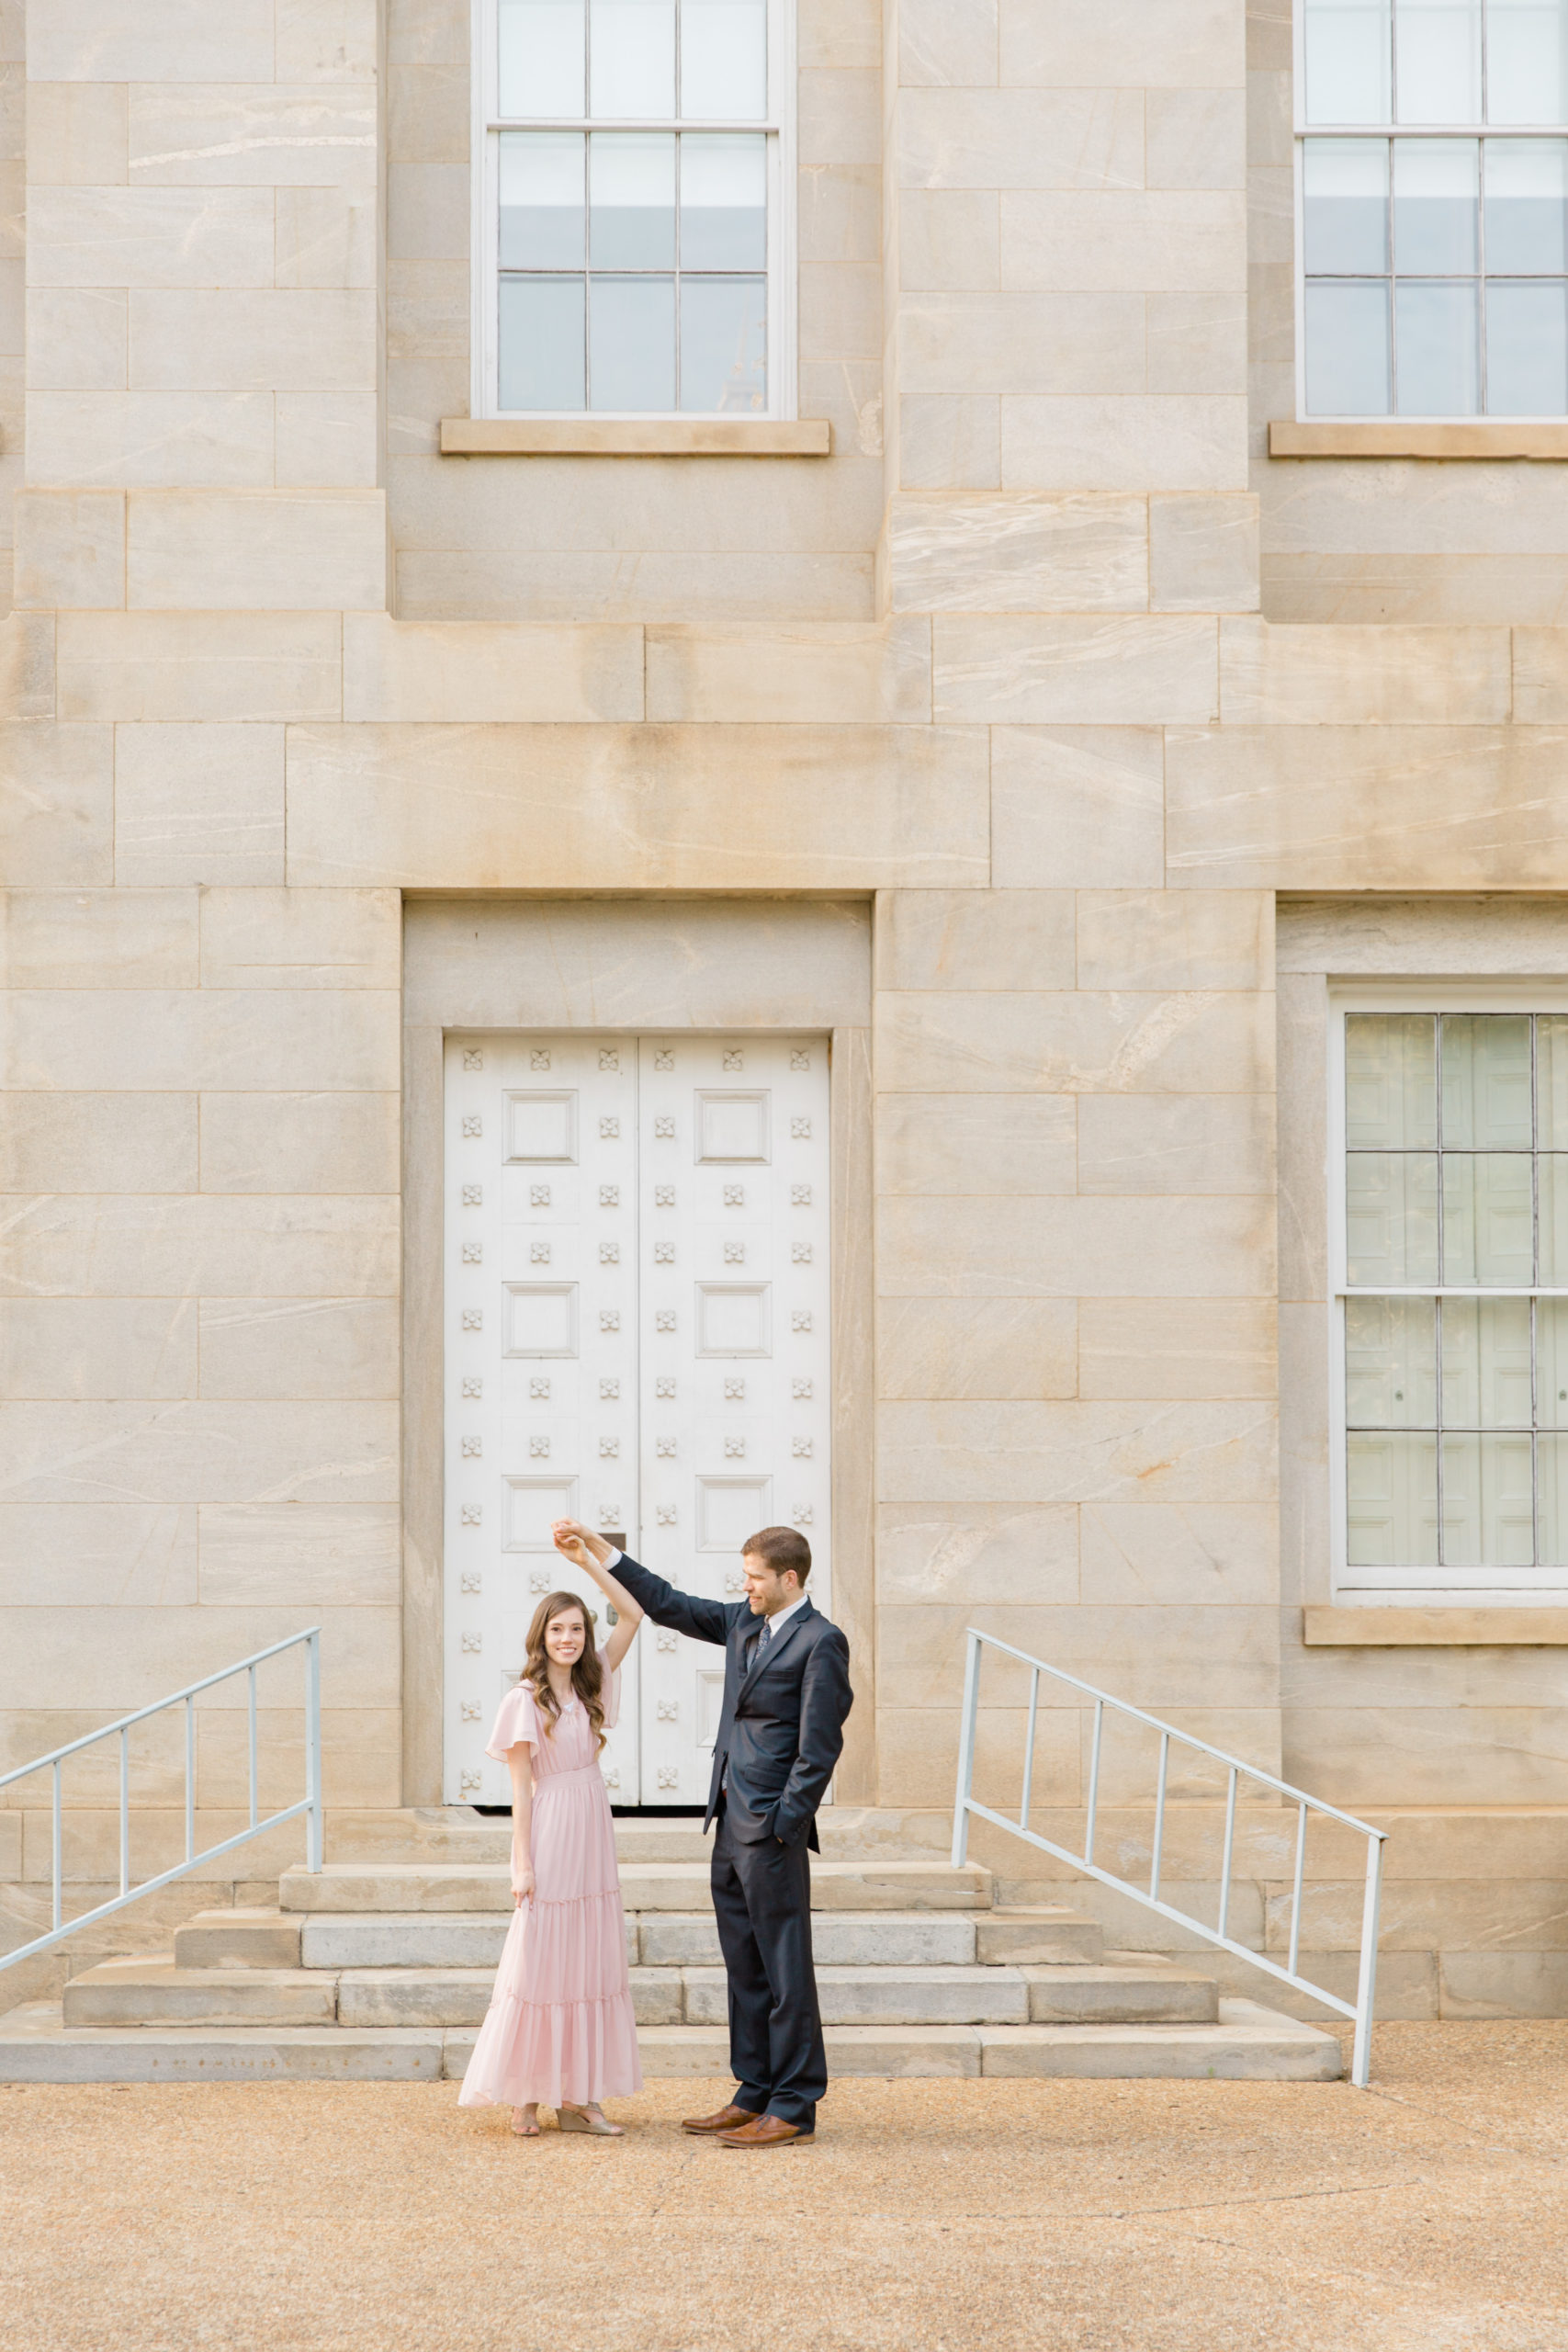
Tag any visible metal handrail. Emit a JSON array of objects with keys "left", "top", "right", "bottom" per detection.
[
  {"left": 0, "top": 1628, "right": 323, "bottom": 1975},
  {"left": 951, "top": 1630, "right": 1388, "bottom": 2087}
]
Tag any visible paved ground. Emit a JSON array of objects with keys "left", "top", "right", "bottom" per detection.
[{"left": 4, "top": 2024, "right": 1568, "bottom": 2350}]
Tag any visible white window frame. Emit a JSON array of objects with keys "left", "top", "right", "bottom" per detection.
[
  {"left": 1292, "top": 1, "right": 1568, "bottom": 421},
  {"left": 1329, "top": 979, "right": 1568, "bottom": 1605},
  {"left": 470, "top": 0, "right": 797, "bottom": 421}
]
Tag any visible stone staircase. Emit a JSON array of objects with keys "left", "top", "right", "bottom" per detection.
[{"left": 0, "top": 1819, "right": 1342, "bottom": 2084}]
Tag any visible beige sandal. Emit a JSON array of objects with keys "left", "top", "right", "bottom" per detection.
[
  {"left": 511, "top": 2109, "right": 541, "bottom": 2137},
  {"left": 558, "top": 2105, "right": 624, "bottom": 2137}
]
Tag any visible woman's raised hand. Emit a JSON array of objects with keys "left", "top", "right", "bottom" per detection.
[{"left": 551, "top": 1519, "right": 592, "bottom": 1567}]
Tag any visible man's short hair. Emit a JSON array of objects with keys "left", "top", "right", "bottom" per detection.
[{"left": 742, "top": 1525, "right": 811, "bottom": 1586}]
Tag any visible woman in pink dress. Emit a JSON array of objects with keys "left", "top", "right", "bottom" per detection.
[{"left": 458, "top": 1555, "right": 645, "bottom": 2137}]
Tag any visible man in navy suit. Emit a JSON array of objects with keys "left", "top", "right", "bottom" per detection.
[{"left": 553, "top": 1518, "right": 853, "bottom": 2148}]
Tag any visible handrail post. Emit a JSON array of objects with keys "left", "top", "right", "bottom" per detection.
[
  {"left": 951, "top": 1630, "right": 982, "bottom": 1870},
  {"left": 118, "top": 1725, "right": 130, "bottom": 1898},
  {"left": 1020, "top": 1666, "right": 1039, "bottom": 1830},
  {"left": 1351, "top": 1831, "right": 1385, "bottom": 2089},
  {"left": 1083, "top": 1700, "right": 1103, "bottom": 1866},
  {"left": 1149, "top": 1730, "right": 1168, "bottom": 1903},
  {"left": 51, "top": 1760, "right": 62, "bottom": 1933},
  {"left": 185, "top": 1694, "right": 196, "bottom": 1865},
  {"left": 247, "top": 1664, "right": 258, "bottom": 1832},
  {"left": 305, "top": 1629, "right": 323, "bottom": 1873},
  {"left": 1218, "top": 1764, "right": 1237, "bottom": 1940},
  {"left": 1289, "top": 1800, "right": 1307, "bottom": 1979}
]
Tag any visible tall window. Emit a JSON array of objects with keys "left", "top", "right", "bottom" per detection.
[
  {"left": 1336, "top": 1001, "right": 1568, "bottom": 1601},
  {"left": 477, "top": 0, "right": 790, "bottom": 416},
  {"left": 1298, "top": 0, "right": 1568, "bottom": 413}
]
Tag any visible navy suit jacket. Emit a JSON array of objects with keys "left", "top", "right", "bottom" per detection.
[{"left": 611, "top": 1552, "right": 853, "bottom": 1850}]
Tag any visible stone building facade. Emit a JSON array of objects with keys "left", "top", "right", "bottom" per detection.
[{"left": 5, "top": 0, "right": 1568, "bottom": 2018}]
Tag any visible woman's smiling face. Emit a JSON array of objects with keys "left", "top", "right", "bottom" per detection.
[{"left": 546, "top": 1605, "right": 588, "bottom": 1667}]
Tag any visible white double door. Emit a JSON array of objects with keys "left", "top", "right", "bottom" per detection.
[{"left": 444, "top": 1032, "right": 831, "bottom": 1806}]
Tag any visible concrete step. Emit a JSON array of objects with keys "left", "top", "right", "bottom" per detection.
[
  {"left": 296, "top": 1905, "right": 1017, "bottom": 1972},
  {"left": 278, "top": 1860, "right": 994, "bottom": 1915},
  {"left": 60, "top": 1955, "right": 1216, "bottom": 2032},
  {"left": 0, "top": 1997, "right": 1340, "bottom": 2083},
  {"left": 63, "top": 1960, "right": 336, "bottom": 2030},
  {"left": 976, "top": 1907, "right": 1105, "bottom": 1965},
  {"left": 172, "top": 1910, "right": 302, "bottom": 1970}
]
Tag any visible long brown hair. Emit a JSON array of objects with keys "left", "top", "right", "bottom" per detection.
[{"left": 522, "top": 1591, "right": 606, "bottom": 1751}]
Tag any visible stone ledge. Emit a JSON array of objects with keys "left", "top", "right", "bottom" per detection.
[
  {"left": 1269, "top": 421, "right": 1568, "bottom": 460},
  {"left": 1304, "top": 1606, "right": 1568, "bottom": 1646},
  {"left": 439, "top": 418, "right": 831, "bottom": 457}
]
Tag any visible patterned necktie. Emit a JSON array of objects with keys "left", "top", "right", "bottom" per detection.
[{"left": 751, "top": 1617, "right": 772, "bottom": 1668}]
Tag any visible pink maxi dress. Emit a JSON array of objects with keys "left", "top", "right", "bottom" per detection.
[{"left": 457, "top": 1653, "right": 642, "bottom": 2112}]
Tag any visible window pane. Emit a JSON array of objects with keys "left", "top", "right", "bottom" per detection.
[
  {"left": 500, "top": 0, "right": 586, "bottom": 116},
  {"left": 591, "top": 0, "right": 675, "bottom": 116},
  {"left": 500, "top": 132, "right": 585, "bottom": 268},
  {"left": 1442, "top": 1152, "right": 1534, "bottom": 1283},
  {"left": 1442, "top": 1431, "right": 1535, "bottom": 1564},
  {"left": 1304, "top": 138, "right": 1392, "bottom": 270},
  {"left": 1538, "top": 1297, "right": 1568, "bottom": 1427},
  {"left": 1347, "top": 1431, "right": 1439, "bottom": 1563},
  {"left": 589, "top": 275, "right": 675, "bottom": 408},
  {"left": 1395, "top": 0, "right": 1482, "bottom": 119},
  {"left": 680, "top": 134, "right": 766, "bottom": 268},
  {"left": 1305, "top": 279, "right": 1393, "bottom": 412},
  {"left": 1395, "top": 277, "right": 1481, "bottom": 410},
  {"left": 1485, "top": 140, "right": 1568, "bottom": 271},
  {"left": 1348, "top": 1151, "right": 1440, "bottom": 1283},
  {"left": 1538, "top": 1154, "right": 1568, "bottom": 1279},
  {"left": 681, "top": 0, "right": 768, "bottom": 119},
  {"left": 1393, "top": 139, "right": 1479, "bottom": 271},
  {"left": 680, "top": 273, "right": 766, "bottom": 411},
  {"left": 1486, "top": 0, "right": 1568, "bottom": 122},
  {"left": 1538, "top": 1434, "right": 1568, "bottom": 1557},
  {"left": 1346, "top": 1012, "right": 1438, "bottom": 1145},
  {"left": 1346, "top": 1295, "right": 1438, "bottom": 1424},
  {"left": 1441, "top": 1295, "right": 1533, "bottom": 1424},
  {"left": 1440, "top": 1012, "right": 1532, "bottom": 1146},
  {"left": 1486, "top": 280, "right": 1568, "bottom": 413},
  {"left": 499, "top": 275, "right": 586, "bottom": 410},
  {"left": 1304, "top": 0, "right": 1393, "bottom": 119},
  {"left": 590, "top": 131, "right": 675, "bottom": 266},
  {"left": 1539, "top": 1015, "right": 1568, "bottom": 1144}
]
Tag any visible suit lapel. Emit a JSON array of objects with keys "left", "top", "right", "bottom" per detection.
[{"left": 736, "top": 1599, "right": 814, "bottom": 1702}]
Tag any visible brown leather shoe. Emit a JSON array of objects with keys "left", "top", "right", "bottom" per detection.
[
  {"left": 718, "top": 2114, "right": 815, "bottom": 2149},
  {"left": 681, "top": 2102, "right": 760, "bottom": 2135}
]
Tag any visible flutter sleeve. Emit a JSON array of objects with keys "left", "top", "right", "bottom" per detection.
[
  {"left": 598, "top": 1649, "right": 621, "bottom": 1734},
  {"left": 486, "top": 1681, "right": 541, "bottom": 1760}
]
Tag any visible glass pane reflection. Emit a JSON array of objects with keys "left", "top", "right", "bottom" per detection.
[
  {"left": 1304, "top": 0, "right": 1393, "bottom": 121},
  {"left": 500, "top": 276, "right": 586, "bottom": 410},
  {"left": 680, "top": 135, "right": 766, "bottom": 268},
  {"left": 1395, "top": 277, "right": 1480, "bottom": 412},
  {"left": 1395, "top": 0, "right": 1483, "bottom": 122},
  {"left": 1346, "top": 1012, "right": 1438, "bottom": 1146},
  {"left": 1347, "top": 1431, "right": 1439, "bottom": 1564},
  {"left": 500, "top": 0, "right": 586, "bottom": 117},
  {"left": 1442, "top": 1430, "right": 1536, "bottom": 1565},
  {"left": 592, "top": 0, "right": 675, "bottom": 116},
  {"left": 591, "top": 276, "right": 675, "bottom": 408},
  {"left": 1486, "top": 0, "right": 1568, "bottom": 122},
  {"left": 682, "top": 0, "right": 768, "bottom": 119},
  {"left": 1441, "top": 1295, "right": 1533, "bottom": 1426},
  {"left": 681, "top": 274, "right": 766, "bottom": 410},
  {"left": 1305, "top": 139, "right": 1391, "bottom": 272},
  {"left": 590, "top": 132, "right": 675, "bottom": 268},
  {"left": 1393, "top": 139, "right": 1478, "bottom": 273},
  {"left": 1346, "top": 1295, "right": 1438, "bottom": 1425},
  {"left": 500, "top": 132, "right": 585, "bottom": 269},
  {"left": 1442, "top": 1152, "right": 1534, "bottom": 1285}
]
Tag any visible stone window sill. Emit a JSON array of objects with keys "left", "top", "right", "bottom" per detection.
[
  {"left": 440, "top": 418, "right": 831, "bottom": 457},
  {"left": 1304, "top": 1605, "right": 1568, "bottom": 1645},
  {"left": 1270, "top": 420, "right": 1568, "bottom": 459}
]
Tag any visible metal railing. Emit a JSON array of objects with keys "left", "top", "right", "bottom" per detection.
[
  {"left": 951, "top": 1630, "right": 1388, "bottom": 2087},
  {"left": 0, "top": 1629, "right": 323, "bottom": 1975}
]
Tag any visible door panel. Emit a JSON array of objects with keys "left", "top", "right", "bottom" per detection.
[{"left": 445, "top": 1030, "right": 829, "bottom": 1808}]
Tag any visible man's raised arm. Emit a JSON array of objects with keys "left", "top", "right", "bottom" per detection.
[{"left": 552, "top": 1520, "right": 729, "bottom": 1647}]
